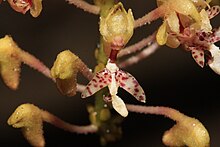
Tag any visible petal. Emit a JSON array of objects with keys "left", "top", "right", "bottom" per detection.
[
  {"left": 169, "top": 0, "right": 200, "bottom": 22},
  {"left": 156, "top": 21, "right": 168, "bottom": 45},
  {"left": 208, "top": 44, "right": 220, "bottom": 75},
  {"left": 207, "top": 6, "right": 220, "bottom": 19},
  {"left": 190, "top": 47, "right": 205, "bottom": 67},
  {"left": 116, "top": 70, "right": 146, "bottom": 103},
  {"left": 199, "top": 9, "right": 212, "bottom": 32},
  {"left": 166, "top": 11, "right": 180, "bottom": 34},
  {"left": 166, "top": 35, "right": 180, "bottom": 48},
  {"left": 112, "top": 95, "right": 128, "bottom": 117},
  {"left": 81, "top": 69, "right": 112, "bottom": 98}
]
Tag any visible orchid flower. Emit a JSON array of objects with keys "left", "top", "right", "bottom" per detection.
[
  {"left": 81, "top": 2, "right": 146, "bottom": 117},
  {"left": 155, "top": 0, "right": 220, "bottom": 74},
  {"left": 156, "top": 0, "right": 202, "bottom": 46},
  {"left": 82, "top": 51, "right": 146, "bottom": 117},
  {"left": 7, "top": 0, "right": 42, "bottom": 17},
  {"left": 176, "top": 6, "right": 220, "bottom": 74}
]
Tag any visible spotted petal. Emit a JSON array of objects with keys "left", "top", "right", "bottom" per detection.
[
  {"left": 116, "top": 70, "right": 146, "bottom": 103},
  {"left": 112, "top": 95, "right": 128, "bottom": 117},
  {"left": 190, "top": 47, "right": 205, "bottom": 67},
  {"left": 207, "top": 6, "right": 220, "bottom": 19},
  {"left": 81, "top": 69, "right": 112, "bottom": 98}
]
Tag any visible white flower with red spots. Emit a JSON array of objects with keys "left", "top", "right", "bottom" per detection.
[{"left": 82, "top": 60, "right": 146, "bottom": 117}]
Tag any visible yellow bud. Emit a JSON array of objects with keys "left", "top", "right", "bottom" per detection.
[
  {"left": 89, "top": 112, "right": 98, "bottom": 126},
  {"left": 51, "top": 50, "right": 81, "bottom": 96},
  {"left": 100, "top": 2, "right": 134, "bottom": 50},
  {"left": 162, "top": 116, "right": 210, "bottom": 147},
  {"left": 0, "top": 35, "right": 22, "bottom": 90},
  {"left": 8, "top": 104, "right": 45, "bottom": 147},
  {"left": 100, "top": 108, "right": 111, "bottom": 121}
]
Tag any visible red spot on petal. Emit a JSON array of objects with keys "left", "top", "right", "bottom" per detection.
[
  {"left": 139, "top": 95, "right": 144, "bottom": 101},
  {"left": 100, "top": 85, "right": 103, "bottom": 88},
  {"left": 87, "top": 87, "right": 92, "bottom": 95},
  {"left": 134, "top": 88, "right": 139, "bottom": 92},
  {"left": 92, "top": 79, "right": 97, "bottom": 83},
  {"left": 122, "top": 77, "right": 129, "bottom": 80},
  {"left": 120, "top": 82, "right": 125, "bottom": 87},
  {"left": 199, "top": 61, "right": 204, "bottom": 66}
]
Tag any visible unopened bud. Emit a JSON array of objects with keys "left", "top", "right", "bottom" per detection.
[
  {"left": 100, "top": 2, "right": 134, "bottom": 51},
  {"left": 51, "top": 50, "right": 80, "bottom": 96}
]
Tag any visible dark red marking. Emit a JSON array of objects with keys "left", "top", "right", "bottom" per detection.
[
  {"left": 87, "top": 87, "right": 92, "bottom": 95},
  {"left": 109, "top": 49, "right": 119, "bottom": 62},
  {"left": 120, "top": 82, "right": 125, "bottom": 87},
  {"left": 92, "top": 79, "right": 97, "bottom": 83},
  {"left": 134, "top": 88, "right": 139, "bottom": 92},
  {"left": 122, "top": 76, "right": 129, "bottom": 80}
]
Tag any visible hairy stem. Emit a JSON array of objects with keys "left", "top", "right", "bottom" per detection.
[
  {"left": 126, "top": 104, "right": 185, "bottom": 122},
  {"left": 67, "top": 0, "right": 100, "bottom": 15},
  {"left": 78, "top": 58, "right": 94, "bottom": 81},
  {"left": 118, "top": 32, "right": 156, "bottom": 58},
  {"left": 134, "top": 4, "right": 167, "bottom": 28},
  {"left": 19, "top": 50, "right": 54, "bottom": 81},
  {"left": 118, "top": 42, "right": 159, "bottom": 68},
  {"left": 41, "top": 110, "right": 98, "bottom": 134}
]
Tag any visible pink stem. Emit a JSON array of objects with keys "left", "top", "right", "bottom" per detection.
[
  {"left": 67, "top": 0, "right": 100, "bottom": 15},
  {"left": 118, "top": 42, "right": 159, "bottom": 68},
  {"left": 126, "top": 104, "right": 185, "bottom": 122},
  {"left": 79, "top": 59, "right": 94, "bottom": 81},
  {"left": 19, "top": 50, "right": 55, "bottom": 82},
  {"left": 118, "top": 32, "right": 156, "bottom": 58},
  {"left": 134, "top": 4, "right": 167, "bottom": 28},
  {"left": 41, "top": 110, "right": 98, "bottom": 134}
]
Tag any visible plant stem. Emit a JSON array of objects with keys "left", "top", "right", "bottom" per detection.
[
  {"left": 134, "top": 4, "right": 167, "bottom": 28},
  {"left": 67, "top": 0, "right": 100, "bottom": 15},
  {"left": 126, "top": 104, "right": 185, "bottom": 122},
  {"left": 19, "top": 50, "right": 54, "bottom": 81},
  {"left": 78, "top": 58, "right": 94, "bottom": 81},
  {"left": 92, "top": 0, "right": 114, "bottom": 126},
  {"left": 118, "top": 42, "right": 159, "bottom": 68},
  {"left": 118, "top": 32, "right": 156, "bottom": 58},
  {"left": 41, "top": 110, "right": 98, "bottom": 134}
]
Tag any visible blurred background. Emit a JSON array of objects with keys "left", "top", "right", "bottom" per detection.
[{"left": 0, "top": 0, "right": 220, "bottom": 146}]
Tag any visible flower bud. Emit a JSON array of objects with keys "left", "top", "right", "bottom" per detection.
[
  {"left": 0, "top": 35, "right": 22, "bottom": 90},
  {"left": 100, "top": 2, "right": 134, "bottom": 51},
  {"left": 51, "top": 50, "right": 81, "bottom": 96},
  {"left": 8, "top": 103, "right": 45, "bottom": 147},
  {"left": 162, "top": 116, "right": 210, "bottom": 147},
  {"left": 7, "top": 0, "right": 42, "bottom": 17}
]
